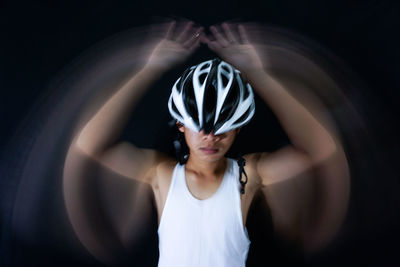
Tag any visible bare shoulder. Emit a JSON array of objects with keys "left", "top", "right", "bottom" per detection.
[
  {"left": 243, "top": 153, "right": 265, "bottom": 187},
  {"left": 150, "top": 158, "right": 177, "bottom": 215},
  {"left": 151, "top": 157, "right": 177, "bottom": 192}
]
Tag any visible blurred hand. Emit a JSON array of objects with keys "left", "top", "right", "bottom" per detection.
[
  {"left": 146, "top": 21, "right": 203, "bottom": 71},
  {"left": 202, "top": 23, "right": 264, "bottom": 75}
]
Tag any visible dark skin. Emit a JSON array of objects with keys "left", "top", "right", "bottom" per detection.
[{"left": 64, "top": 20, "right": 349, "bottom": 263}]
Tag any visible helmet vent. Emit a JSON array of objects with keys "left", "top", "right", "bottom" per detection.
[
  {"left": 200, "top": 62, "right": 211, "bottom": 71},
  {"left": 199, "top": 73, "right": 208, "bottom": 85},
  {"left": 215, "top": 81, "right": 240, "bottom": 127},
  {"left": 183, "top": 75, "right": 199, "bottom": 126},
  {"left": 234, "top": 104, "right": 253, "bottom": 125},
  {"left": 221, "top": 74, "right": 229, "bottom": 88},
  {"left": 202, "top": 83, "right": 217, "bottom": 133},
  {"left": 221, "top": 64, "right": 230, "bottom": 73},
  {"left": 171, "top": 100, "right": 180, "bottom": 115}
]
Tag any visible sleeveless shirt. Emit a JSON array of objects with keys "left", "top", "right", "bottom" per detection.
[{"left": 157, "top": 158, "right": 251, "bottom": 267}]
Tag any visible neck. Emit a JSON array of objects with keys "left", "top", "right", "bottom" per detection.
[{"left": 185, "top": 155, "right": 227, "bottom": 178}]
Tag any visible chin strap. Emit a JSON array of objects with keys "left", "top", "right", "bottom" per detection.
[
  {"left": 171, "top": 119, "right": 189, "bottom": 165},
  {"left": 237, "top": 156, "right": 248, "bottom": 194},
  {"left": 173, "top": 138, "right": 188, "bottom": 165}
]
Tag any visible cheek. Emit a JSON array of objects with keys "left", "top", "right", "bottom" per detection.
[
  {"left": 225, "top": 138, "right": 235, "bottom": 149},
  {"left": 184, "top": 131, "right": 200, "bottom": 148},
  {"left": 220, "top": 135, "right": 236, "bottom": 149}
]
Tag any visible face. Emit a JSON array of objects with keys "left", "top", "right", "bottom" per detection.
[{"left": 178, "top": 125, "right": 239, "bottom": 162}]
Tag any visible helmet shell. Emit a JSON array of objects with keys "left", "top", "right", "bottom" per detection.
[{"left": 168, "top": 58, "right": 255, "bottom": 135}]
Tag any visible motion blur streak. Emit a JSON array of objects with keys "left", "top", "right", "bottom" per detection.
[{"left": 3, "top": 22, "right": 369, "bottom": 266}]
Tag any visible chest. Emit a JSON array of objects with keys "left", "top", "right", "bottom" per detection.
[
  {"left": 157, "top": 177, "right": 250, "bottom": 250},
  {"left": 153, "top": 171, "right": 259, "bottom": 228}
]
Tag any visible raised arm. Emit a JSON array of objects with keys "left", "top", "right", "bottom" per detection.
[
  {"left": 74, "top": 21, "right": 203, "bottom": 185},
  {"left": 63, "top": 21, "right": 203, "bottom": 263},
  {"left": 204, "top": 23, "right": 350, "bottom": 252}
]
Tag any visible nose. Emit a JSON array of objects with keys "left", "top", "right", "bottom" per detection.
[{"left": 201, "top": 131, "right": 220, "bottom": 141}]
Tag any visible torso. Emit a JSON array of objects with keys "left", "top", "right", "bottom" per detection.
[{"left": 151, "top": 156, "right": 262, "bottom": 228}]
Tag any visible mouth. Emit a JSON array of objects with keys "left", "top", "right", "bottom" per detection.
[{"left": 200, "top": 147, "right": 219, "bottom": 155}]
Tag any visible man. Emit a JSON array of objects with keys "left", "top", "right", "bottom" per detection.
[{"left": 65, "top": 21, "right": 349, "bottom": 266}]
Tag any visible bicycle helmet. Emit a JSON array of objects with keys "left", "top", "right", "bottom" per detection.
[{"left": 168, "top": 58, "right": 255, "bottom": 135}]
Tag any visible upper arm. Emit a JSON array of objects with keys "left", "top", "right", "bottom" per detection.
[
  {"left": 64, "top": 140, "right": 171, "bottom": 264},
  {"left": 247, "top": 145, "right": 312, "bottom": 186},
  {"left": 246, "top": 145, "right": 350, "bottom": 252},
  {"left": 77, "top": 141, "right": 172, "bottom": 185}
]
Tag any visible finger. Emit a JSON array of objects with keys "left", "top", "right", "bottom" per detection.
[
  {"left": 187, "top": 36, "right": 202, "bottom": 53},
  {"left": 210, "top": 25, "right": 229, "bottom": 47},
  {"left": 176, "top": 21, "right": 194, "bottom": 42},
  {"left": 238, "top": 24, "right": 250, "bottom": 44},
  {"left": 201, "top": 33, "right": 224, "bottom": 53},
  {"left": 199, "top": 34, "right": 211, "bottom": 44},
  {"left": 205, "top": 40, "right": 223, "bottom": 53},
  {"left": 182, "top": 27, "right": 203, "bottom": 48},
  {"left": 165, "top": 21, "right": 176, "bottom": 40},
  {"left": 200, "top": 34, "right": 222, "bottom": 52},
  {"left": 222, "top": 23, "right": 238, "bottom": 44}
]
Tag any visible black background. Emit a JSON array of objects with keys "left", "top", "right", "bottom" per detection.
[{"left": 1, "top": 0, "right": 400, "bottom": 266}]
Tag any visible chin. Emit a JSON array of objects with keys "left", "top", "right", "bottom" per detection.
[{"left": 199, "top": 152, "right": 226, "bottom": 162}]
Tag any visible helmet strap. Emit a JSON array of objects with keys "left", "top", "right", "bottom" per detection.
[
  {"left": 237, "top": 156, "right": 248, "bottom": 194},
  {"left": 174, "top": 130, "right": 189, "bottom": 165}
]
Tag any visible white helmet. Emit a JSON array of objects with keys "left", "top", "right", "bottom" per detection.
[{"left": 168, "top": 58, "right": 255, "bottom": 135}]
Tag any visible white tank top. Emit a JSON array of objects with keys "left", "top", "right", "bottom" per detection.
[{"left": 157, "top": 158, "right": 251, "bottom": 267}]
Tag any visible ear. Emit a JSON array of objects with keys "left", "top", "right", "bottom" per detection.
[{"left": 176, "top": 122, "right": 185, "bottom": 133}]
